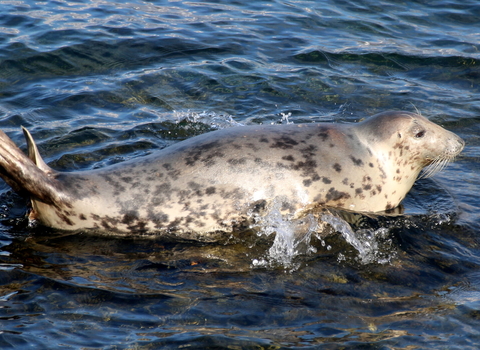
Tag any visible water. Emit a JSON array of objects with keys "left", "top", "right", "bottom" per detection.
[{"left": 0, "top": 0, "right": 480, "bottom": 348}]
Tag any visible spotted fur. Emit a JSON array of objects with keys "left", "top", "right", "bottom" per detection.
[{"left": 0, "top": 111, "right": 464, "bottom": 238}]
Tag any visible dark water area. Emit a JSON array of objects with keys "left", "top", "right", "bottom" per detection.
[{"left": 1, "top": 0, "right": 480, "bottom": 349}]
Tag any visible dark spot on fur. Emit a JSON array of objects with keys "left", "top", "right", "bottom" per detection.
[
  {"left": 333, "top": 163, "right": 342, "bottom": 172},
  {"left": 363, "top": 184, "right": 372, "bottom": 190},
  {"left": 121, "top": 176, "right": 133, "bottom": 183},
  {"left": 369, "top": 163, "right": 374, "bottom": 168},
  {"left": 252, "top": 200, "right": 267, "bottom": 213},
  {"left": 349, "top": 155, "right": 364, "bottom": 167},
  {"left": 153, "top": 183, "right": 172, "bottom": 197},
  {"left": 270, "top": 135, "right": 299, "bottom": 149},
  {"left": 318, "top": 132, "right": 329, "bottom": 141},
  {"left": 342, "top": 178, "right": 349, "bottom": 185},
  {"left": 79, "top": 214, "right": 87, "bottom": 220},
  {"left": 188, "top": 182, "right": 201, "bottom": 191},
  {"left": 148, "top": 211, "right": 169, "bottom": 227},
  {"left": 281, "top": 201, "right": 295, "bottom": 213},
  {"left": 202, "top": 150, "right": 224, "bottom": 167},
  {"left": 378, "top": 165, "right": 387, "bottom": 179},
  {"left": 303, "top": 179, "right": 312, "bottom": 187},
  {"left": 205, "top": 187, "right": 216, "bottom": 195},
  {"left": 282, "top": 155, "right": 295, "bottom": 162},
  {"left": 293, "top": 160, "right": 317, "bottom": 173},
  {"left": 129, "top": 181, "right": 142, "bottom": 189},
  {"left": 132, "top": 221, "right": 147, "bottom": 232},
  {"left": 228, "top": 158, "right": 247, "bottom": 165},
  {"left": 244, "top": 142, "right": 260, "bottom": 152},
  {"left": 326, "top": 187, "right": 351, "bottom": 202},
  {"left": 322, "top": 177, "right": 332, "bottom": 184},
  {"left": 259, "top": 137, "right": 269, "bottom": 143},
  {"left": 101, "top": 220, "right": 111, "bottom": 229},
  {"left": 316, "top": 127, "right": 330, "bottom": 141},
  {"left": 301, "top": 144, "right": 317, "bottom": 156},
  {"left": 122, "top": 211, "right": 138, "bottom": 225},
  {"left": 56, "top": 211, "right": 74, "bottom": 226},
  {"left": 184, "top": 140, "right": 223, "bottom": 167}
]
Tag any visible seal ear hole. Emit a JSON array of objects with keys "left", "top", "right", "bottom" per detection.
[{"left": 397, "top": 133, "right": 402, "bottom": 138}]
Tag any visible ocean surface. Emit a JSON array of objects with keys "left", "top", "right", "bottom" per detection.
[{"left": 0, "top": 0, "right": 480, "bottom": 349}]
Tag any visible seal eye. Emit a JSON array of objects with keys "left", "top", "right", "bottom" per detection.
[{"left": 415, "top": 130, "right": 425, "bottom": 138}]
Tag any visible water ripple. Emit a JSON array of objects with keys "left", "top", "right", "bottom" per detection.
[{"left": 0, "top": 0, "right": 479, "bottom": 349}]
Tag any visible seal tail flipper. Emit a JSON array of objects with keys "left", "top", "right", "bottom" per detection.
[
  {"left": 0, "top": 128, "right": 66, "bottom": 206},
  {"left": 22, "top": 126, "right": 51, "bottom": 173}
]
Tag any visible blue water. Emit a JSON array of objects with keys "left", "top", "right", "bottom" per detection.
[{"left": 1, "top": 0, "right": 480, "bottom": 349}]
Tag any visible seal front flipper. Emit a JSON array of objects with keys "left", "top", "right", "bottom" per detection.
[{"left": 0, "top": 128, "right": 69, "bottom": 207}]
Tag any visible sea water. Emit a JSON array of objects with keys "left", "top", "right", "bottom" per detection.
[{"left": 0, "top": 0, "right": 480, "bottom": 348}]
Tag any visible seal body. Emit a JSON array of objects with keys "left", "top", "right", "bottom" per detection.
[{"left": 0, "top": 111, "right": 464, "bottom": 238}]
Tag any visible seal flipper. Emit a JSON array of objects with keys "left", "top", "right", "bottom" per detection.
[
  {"left": 22, "top": 126, "right": 52, "bottom": 174},
  {"left": 0, "top": 129, "right": 67, "bottom": 207}
]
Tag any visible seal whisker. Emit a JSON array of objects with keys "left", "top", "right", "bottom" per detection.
[
  {"left": 420, "top": 157, "right": 445, "bottom": 179},
  {"left": 418, "top": 154, "right": 453, "bottom": 180},
  {"left": 409, "top": 103, "right": 422, "bottom": 117}
]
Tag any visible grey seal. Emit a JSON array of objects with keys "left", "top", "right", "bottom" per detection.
[{"left": 0, "top": 111, "right": 464, "bottom": 239}]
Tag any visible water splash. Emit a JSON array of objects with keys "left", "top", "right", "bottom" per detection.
[
  {"left": 320, "top": 213, "right": 395, "bottom": 265},
  {"left": 250, "top": 199, "right": 318, "bottom": 270},
  {"left": 249, "top": 198, "right": 396, "bottom": 268},
  {"left": 320, "top": 214, "right": 371, "bottom": 261},
  {"left": 280, "top": 112, "right": 293, "bottom": 124},
  {"left": 173, "top": 110, "right": 243, "bottom": 129}
]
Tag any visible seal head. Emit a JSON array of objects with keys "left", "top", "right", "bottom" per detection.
[{"left": 352, "top": 111, "right": 464, "bottom": 210}]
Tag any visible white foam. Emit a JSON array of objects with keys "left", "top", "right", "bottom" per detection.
[
  {"left": 320, "top": 213, "right": 395, "bottom": 265},
  {"left": 249, "top": 198, "right": 318, "bottom": 270},
  {"left": 173, "top": 110, "right": 243, "bottom": 129},
  {"left": 249, "top": 197, "right": 396, "bottom": 268}
]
